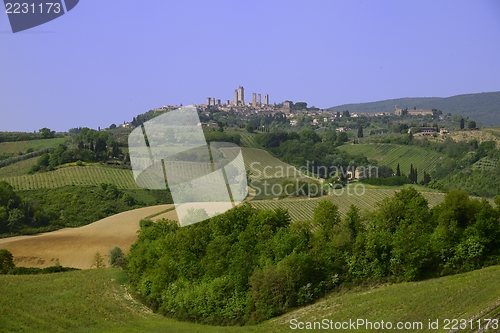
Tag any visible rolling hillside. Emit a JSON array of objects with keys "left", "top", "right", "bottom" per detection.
[
  {"left": 240, "top": 147, "right": 307, "bottom": 179},
  {"left": 0, "top": 147, "right": 307, "bottom": 190},
  {"left": 0, "top": 266, "right": 499, "bottom": 332},
  {"left": 251, "top": 188, "right": 446, "bottom": 222},
  {"left": 0, "top": 157, "right": 39, "bottom": 178},
  {"left": 337, "top": 143, "right": 442, "bottom": 182},
  {"left": 0, "top": 205, "right": 173, "bottom": 269},
  {"left": 0, "top": 137, "right": 66, "bottom": 155},
  {"left": 328, "top": 91, "right": 500, "bottom": 126},
  {"left": 1, "top": 165, "right": 139, "bottom": 190}
]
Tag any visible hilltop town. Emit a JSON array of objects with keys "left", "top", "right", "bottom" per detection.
[
  {"left": 144, "top": 85, "right": 438, "bottom": 120},
  {"left": 117, "top": 85, "right": 442, "bottom": 131}
]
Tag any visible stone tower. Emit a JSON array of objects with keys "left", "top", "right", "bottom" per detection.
[
  {"left": 237, "top": 86, "right": 245, "bottom": 106},
  {"left": 258, "top": 94, "right": 261, "bottom": 106},
  {"left": 282, "top": 101, "right": 292, "bottom": 114},
  {"left": 264, "top": 94, "right": 269, "bottom": 105},
  {"left": 252, "top": 93, "right": 257, "bottom": 107}
]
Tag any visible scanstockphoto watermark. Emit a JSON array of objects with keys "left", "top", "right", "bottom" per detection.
[
  {"left": 249, "top": 161, "right": 380, "bottom": 180},
  {"left": 3, "top": 0, "right": 80, "bottom": 33},
  {"left": 250, "top": 179, "right": 367, "bottom": 198},
  {"left": 289, "top": 318, "right": 424, "bottom": 330},
  {"left": 248, "top": 161, "right": 378, "bottom": 198}
]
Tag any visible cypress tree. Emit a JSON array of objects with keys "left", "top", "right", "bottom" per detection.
[{"left": 357, "top": 125, "right": 364, "bottom": 138}]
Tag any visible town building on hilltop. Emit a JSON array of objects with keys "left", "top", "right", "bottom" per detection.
[{"left": 395, "top": 106, "right": 434, "bottom": 116}]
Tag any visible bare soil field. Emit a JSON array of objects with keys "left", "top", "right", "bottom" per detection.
[{"left": 0, "top": 204, "right": 174, "bottom": 269}]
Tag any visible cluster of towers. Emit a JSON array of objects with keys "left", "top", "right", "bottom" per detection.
[{"left": 206, "top": 86, "right": 269, "bottom": 108}]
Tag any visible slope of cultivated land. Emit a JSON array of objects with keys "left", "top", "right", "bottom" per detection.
[
  {"left": 446, "top": 129, "right": 500, "bottom": 148},
  {"left": 1, "top": 147, "right": 307, "bottom": 190},
  {"left": 0, "top": 140, "right": 27, "bottom": 155},
  {"left": 0, "top": 156, "right": 39, "bottom": 178},
  {"left": 338, "top": 143, "right": 442, "bottom": 182},
  {"left": 0, "top": 205, "right": 173, "bottom": 269},
  {"left": 25, "top": 137, "right": 68, "bottom": 150},
  {"left": 2, "top": 165, "right": 139, "bottom": 190},
  {"left": 237, "top": 147, "right": 308, "bottom": 180},
  {"left": 1, "top": 266, "right": 499, "bottom": 332},
  {"left": 0, "top": 137, "right": 67, "bottom": 155},
  {"left": 238, "top": 132, "right": 262, "bottom": 148},
  {"left": 251, "top": 188, "right": 446, "bottom": 222}
]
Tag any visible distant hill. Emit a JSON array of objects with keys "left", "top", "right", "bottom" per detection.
[{"left": 328, "top": 91, "right": 500, "bottom": 126}]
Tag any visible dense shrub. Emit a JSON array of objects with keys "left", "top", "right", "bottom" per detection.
[
  {"left": 109, "top": 246, "right": 125, "bottom": 268},
  {"left": 0, "top": 249, "right": 15, "bottom": 273}
]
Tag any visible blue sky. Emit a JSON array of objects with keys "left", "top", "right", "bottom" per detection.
[{"left": 1, "top": 0, "right": 500, "bottom": 132}]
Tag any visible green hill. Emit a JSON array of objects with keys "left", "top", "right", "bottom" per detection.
[
  {"left": 0, "top": 267, "right": 499, "bottom": 332},
  {"left": 1, "top": 165, "right": 139, "bottom": 190},
  {"left": 0, "top": 147, "right": 306, "bottom": 190},
  {"left": 0, "top": 138, "right": 67, "bottom": 155},
  {"left": 337, "top": 143, "right": 442, "bottom": 182},
  {"left": 328, "top": 91, "right": 500, "bottom": 127}
]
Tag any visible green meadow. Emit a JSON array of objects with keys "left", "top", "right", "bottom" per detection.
[{"left": 1, "top": 267, "right": 499, "bottom": 332}]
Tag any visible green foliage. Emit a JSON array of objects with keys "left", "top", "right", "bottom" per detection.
[
  {"left": 0, "top": 249, "right": 15, "bottom": 273},
  {"left": 109, "top": 246, "right": 125, "bottom": 268},
  {"left": 92, "top": 252, "right": 106, "bottom": 268},
  {"left": 4, "top": 265, "right": 79, "bottom": 275},
  {"left": 127, "top": 204, "right": 322, "bottom": 325},
  {"left": 357, "top": 125, "right": 363, "bottom": 138},
  {"left": 203, "top": 131, "right": 241, "bottom": 145},
  {"left": 313, "top": 200, "right": 340, "bottom": 236},
  {"left": 292, "top": 102, "right": 308, "bottom": 110},
  {"left": 39, "top": 128, "right": 55, "bottom": 139}
]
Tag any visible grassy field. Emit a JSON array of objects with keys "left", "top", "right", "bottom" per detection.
[
  {"left": 0, "top": 138, "right": 67, "bottom": 155},
  {"left": 250, "top": 187, "right": 446, "bottom": 222},
  {"left": 267, "top": 265, "right": 500, "bottom": 333},
  {"left": 338, "top": 143, "right": 442, "bottom": 182},
  {"left": 0, "top": 266, "right": 499, "bottom": 332},
  {"left": 2, "top": 165, "right": 140, "bottom": 190},
  {"left": 0, "top": 156, "right": 39, "bottom": 178},
  {"left": 239, "top": 147, "right": 307, "bottom": 180}
]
